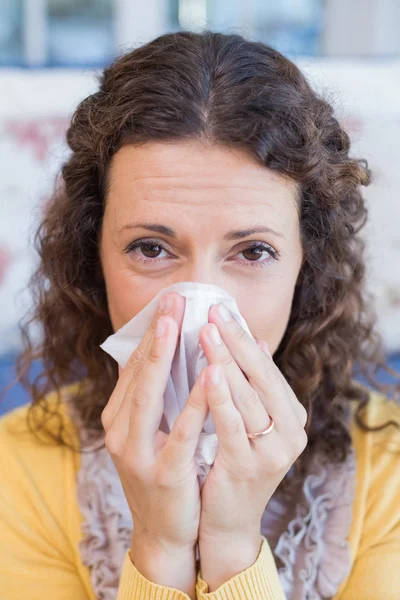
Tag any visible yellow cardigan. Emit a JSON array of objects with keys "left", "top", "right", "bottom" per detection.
[{"left": 1, "top": 384, "right": 399, "bottom": 600}]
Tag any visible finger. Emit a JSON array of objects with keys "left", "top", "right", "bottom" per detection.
[
  {"left": 203, "top": 364, "right": 253, "bottom": 467},
  {"left": 207, "top": 304, "right": 304, "bottom": 432},
  {"left": 102, "top": 333, "right": 152, "bottom": 432},
  {"left": 118, "top": 292, "right": 185, "bottom": 408},
  {"left": 109, "top": 313, "right": 179, "bottom": 463},
  {"left": 101, "top": 292, "right": 185, "bottom": 432},
  {"left": 162, "top": 368, "right": 209, "bottom": 475},
  {"left": 125, "top": 312, "right": 186, "bottom": 463},
  {"left": 255, "top": 339, "right": 270, "bottom": 356},
  {"left": 199, "top": 323, "right": 271, "bottom": 438},
  {"left": 255, "top": 339, "right": 308, "bottom": 429}
]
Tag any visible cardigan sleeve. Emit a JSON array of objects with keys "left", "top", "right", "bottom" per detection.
[
  {"left": 196, "top": 536, "right": 286, "bottom": 600},
  {"left": 116, "top": 550, "right": 193, "bottom": 600},
  {"left": 115, "top": 536, "right": 286, "bottom": 600}
]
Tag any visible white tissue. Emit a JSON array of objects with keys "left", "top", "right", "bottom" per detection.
[{"left": 100, "top": 281, "right": 255, "bottom": 488}]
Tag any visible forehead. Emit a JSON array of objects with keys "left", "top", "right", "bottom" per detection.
[{"left": 106, "top": 141, "right": 300, "bottom": 223}]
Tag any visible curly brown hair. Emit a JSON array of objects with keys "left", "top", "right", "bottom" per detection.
[{"left": 10, "top": 31, "right": 400, "bottom": 486}]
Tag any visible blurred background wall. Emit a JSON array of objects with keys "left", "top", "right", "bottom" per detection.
[{"left": 1, "top": 0, "right": 399, "bottom": 413}]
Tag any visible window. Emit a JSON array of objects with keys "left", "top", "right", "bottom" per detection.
[
  {"left": 0, "top": 0, "right": 24, "bottom": 65},
  {"left": 47, "top": 0, "right": 114, "bottom": 66},
  {"left": 250, "top": 0, "right": 324, "bottom": 56},
  {"left": 0, "top": 0, "right": 398, "bottom": 67},
  {"left": 0, "top": 0, "right": 114, "bottom": 67},
  {"left": 168, "top": 0, "right": 323, "bottom": 57}
]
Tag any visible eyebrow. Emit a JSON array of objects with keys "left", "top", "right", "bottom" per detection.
[{"left": 119, "top": 222, "right": 285, "bottom": 240}]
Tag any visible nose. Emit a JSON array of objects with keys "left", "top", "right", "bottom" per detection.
[
  {"left": 175, "top": 263, "right": 219, "bottom": 288},
  {"left": 170, "top": 275, "right": 236, "bottom": 306},
  {"left": 169, "top": 255, "right": 236, "bottom": 298}
]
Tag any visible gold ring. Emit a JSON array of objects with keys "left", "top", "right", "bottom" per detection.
[{"left": 246, "top": 416, "right": 275, "bottom": 440}]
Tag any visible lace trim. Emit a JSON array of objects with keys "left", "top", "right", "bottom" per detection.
[
  {"left": 261, "top": 450, "right": 356, "bottom": 599},
  {"left": 65, "top": 399, "right": 356, "bottom": 600}
]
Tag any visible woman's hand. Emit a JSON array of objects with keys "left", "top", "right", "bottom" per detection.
[
  {"left": 197, "top": 303, "right": 308, "bottom": 590},
  {"left": 100, "top": 292, "right": 208, "bottom": 598}
]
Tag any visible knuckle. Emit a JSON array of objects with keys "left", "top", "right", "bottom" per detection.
[
  {"left": 235, "top": 325, "right": 249, "bottom": 343},
  {"left": 213, "top": 391, "right": 230, "bottom": 407},
  {"left": 225, "top": 415, "right": 243, "bottom": 437},
  {"left": 132, "top": 385, "right": 152, "bottom": 410},
  {"left": 242, "top": 389, "right": 260, "bottom": 408},
  {"left": 299, "top": 404, "right": 308, "bottom": 428},
  {"left": 127, "top": 348, "right": 142, "bottom": 370},
  {"left": 172, "top": 421, "right": 192, "bottom": 444},
  {"left": 126, "top": 455, "right": 147, "bottom": 477},
  {"left": 187, "top": 391, "right": 205, "bottom": 412},
  {"left": 246, "top": 465, "right": 260, "bottom": 481},
  {"left": 295, "top": 429, "right": 308, "bottom": 454},
  {"left": 105, "top": 433, "right": 149, "bottom": 478},
  {"left": 147, "top": 346, "right": 161, "bottom": 365},
  {"left": 218, "top": 354, "right": 235, "bottom": 368},
  {"left": 104, "top": 430, "right": 123, "bottom": 457},
  {"left": 262, "top": 360, "right": 279, "bottom": 382},
  {"left": 101, "top": 406, "right": 110, "bottom": 431},
  {"left": 211, "top": 386, "right": 230, "bottom": 406},
  {"left": 263, "top": 449, "right": 292, "bottom": 475}
]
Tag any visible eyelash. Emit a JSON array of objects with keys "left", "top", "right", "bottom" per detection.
[{"left": 125, "top": 238, "right": 279, "bottom": 269}]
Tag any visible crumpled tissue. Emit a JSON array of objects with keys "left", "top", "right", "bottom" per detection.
[{"left": 100, "top": 281, "right": 255, "bottom": 488}]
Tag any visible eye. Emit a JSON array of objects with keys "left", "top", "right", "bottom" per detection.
[
  {"left": 125, "top": 240, "right": 172, "bottom": 264},
  {"left": 235, "top": 243, "right": 278, "bottom": 268},
  {"left": 125, "top": 239, "right": 279, "bottom": 269}
]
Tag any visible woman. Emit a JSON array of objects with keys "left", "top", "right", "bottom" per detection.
[{"left": 1, "top": 30, "right": 399, "bottom": 600}]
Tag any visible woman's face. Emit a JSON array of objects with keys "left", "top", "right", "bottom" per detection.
[{"left": 100, "top": 141, "right": 303, "bottom": 355}]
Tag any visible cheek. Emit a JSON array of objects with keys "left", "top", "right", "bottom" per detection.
[
  {"left": 100, "top": 238, "right": 157, "bottom": 331},
  {"left": 238, "top": 275, "right": 298, "bottom": 355},
  {"left": 103, "top": 264, "right": 165, "bottom": 331},
  {"left": 245, "top": 296, "right": 292, "bottom": 353}
]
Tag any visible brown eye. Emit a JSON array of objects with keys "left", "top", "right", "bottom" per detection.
[
  {"left": 139, "top": 243, "right": 163, "bottom": 258},
  {"left": 241, "top": 246, "right": 265, "bottom": 262},
  {"left": 125, "top": 240, "right": 173, "bottom": 265},
  {"left": 234, "top": 242, "right": 278, "bottom": 268}
]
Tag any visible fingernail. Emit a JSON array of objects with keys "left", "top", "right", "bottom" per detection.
[
  {"left": 155, "top": 317, "right": 167, "bottom": 337},
  {"left": 217, "top": 303, "right": 232, "bottom": 322},
  {"left": 210, "top": 365, "right": 221, "bottom": 385},
  {"left": 256, "top": 339, "right": 271, "bottom": 356},
  {"left": 159, "top": 293, "right": 173, "bottom": 313},
  {"left": 208, "top": 324, "right": 223, "bottom": 346}
]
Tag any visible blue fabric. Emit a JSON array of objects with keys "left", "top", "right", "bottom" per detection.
[
  {"left": 0, "top": 356, "right": 43, "bottom": 416},
  {"left": 1, "top": 354, "right": 399, "bottom": 417}
]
